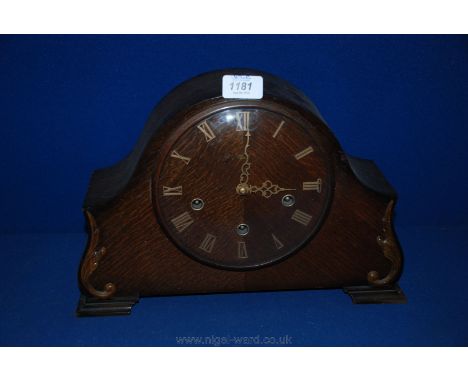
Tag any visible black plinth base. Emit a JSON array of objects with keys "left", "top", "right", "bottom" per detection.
[
  {"left": 76, "top": 294, "right": 140, "bottom": 317},
  {"left": 343, "top": 284, "right": 407, "bottom": 304}
]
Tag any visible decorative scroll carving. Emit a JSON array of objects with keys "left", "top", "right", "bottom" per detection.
[
  {"left": 80, "top": 211, "right": 116, "bottom": 299},
  {"left": 367, "top": 200, "right": 402, "bottom": 286}
]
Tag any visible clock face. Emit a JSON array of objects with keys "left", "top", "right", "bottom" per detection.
[{"left": 153, "top": 107, "right": 333, "bottom": 270}]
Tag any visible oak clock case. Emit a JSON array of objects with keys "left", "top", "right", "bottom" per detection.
[{"left": 77, "top": 70, "right": 406, "bottom": 316}]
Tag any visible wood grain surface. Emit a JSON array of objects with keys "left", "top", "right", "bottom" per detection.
[{"left": 78, "top": 70, "right": 403, "bottom": 301}]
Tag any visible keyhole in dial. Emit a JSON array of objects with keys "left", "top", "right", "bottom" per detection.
[
  {"left": 237, "top": 223, "right": 249, "bottom": 236},
  {"left": 191, "top": 198, "right": 204, "bottom": 211},
  {"left": 282, "top": 194, "right": 295, "bottom": 207}
]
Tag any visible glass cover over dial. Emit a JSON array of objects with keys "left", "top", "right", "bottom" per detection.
[{"left": 154, "top": 108, "right": 333, "bottom": 270}]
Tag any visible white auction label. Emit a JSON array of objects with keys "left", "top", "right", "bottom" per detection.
[{"left": 222, "top": 75, "right": 263, "bottom": 99}]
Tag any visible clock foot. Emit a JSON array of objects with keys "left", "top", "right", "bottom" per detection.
[
  {"left": 76, "top": 294, "right": 139, "bottom": 317},
  {"left": 343, "top": 284, "right": 407, "bottom": 304}
]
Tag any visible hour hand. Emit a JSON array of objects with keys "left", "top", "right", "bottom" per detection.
[{"left": 250, "top": 180, "right": 296, "bottom": 199}]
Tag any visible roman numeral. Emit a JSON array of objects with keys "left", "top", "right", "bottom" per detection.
[
  {"left": 294, "top": 146, "right": 314, "bottom": 160},
  {"left": 236, "top": 111, "right": 251, "bottom": 131},
  {"left": 170, "top": 150, "right": 191, "bottom": 165},
  {"left": 303, "top": 179, "right": 322, "bottom": 192},
  {"left": 237, "top": 241, "right": 248, "bottom": 258},
  {"left": 162, "top": 186, "right": 183, "bottom": 196},
  {"left": 291, "top": 209, "right": 312, "bottom": 226},
  {"left": 199, "top": 233, "right": 216, "bottom": 253},
  {"left": 272, "top": 120, "right": 285, "bottom": 138},
  {"left": 271, "top": 234, "right": 284, "bottom": 250},
  {"left": 197, "top": 121, "right": 216, "bottom": 142},
  {"left": 170, "top": 211, "right": 194, "bottom": 232}
]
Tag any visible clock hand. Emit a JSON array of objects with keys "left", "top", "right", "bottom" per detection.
[
  {"left": 250, "top": 180, "right": 296, "bottom": 199},
  {"left": 236, "top": 118, "right": 251, "bottom": 195},
  {"left": 239, "top": 130, "right": 251, "bottom": 185}
]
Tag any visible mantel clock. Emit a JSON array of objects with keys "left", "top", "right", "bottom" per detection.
[{"left": 77, "top": 69, "right": 406, "bottom": 316}]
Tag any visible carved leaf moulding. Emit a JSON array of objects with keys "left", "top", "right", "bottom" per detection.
[
  {"left": 80, "top": 210, "right": 117, "bottom": 299},
  {"left": 367, "top": 200, "right": 402, "bottom": 286}
]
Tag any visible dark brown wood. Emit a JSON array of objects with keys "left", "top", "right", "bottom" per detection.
[
  {"left": 76, "top": 294, "right": 139, "bottom": 316},
  {"left": 77, "top": 69, "right": 405, "bottom": 315},
  {"left": 343, "top": 284, "right": 407, "bottom": 304}
]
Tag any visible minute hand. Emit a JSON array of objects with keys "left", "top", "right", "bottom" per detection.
[
  {"left": 250, "top": 180, "right": 296, "bottom": 199},
  {"left": 239, "top": 129, "right": 251, "bottom": 185}
]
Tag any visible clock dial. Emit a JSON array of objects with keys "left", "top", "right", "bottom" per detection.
[{"left": 154, "top": 107, "right": 333, "bottom": 270}]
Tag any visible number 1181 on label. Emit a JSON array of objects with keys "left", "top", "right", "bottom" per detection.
[
  {"left": 222, "top": 75, "right": 263, "bottom": 99},
  {"left": 230, "top": 81, "right": 252, "bottom": 91}
]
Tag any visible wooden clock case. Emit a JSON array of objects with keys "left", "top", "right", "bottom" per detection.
[{"left": 77, "top": 69, "right": 406, "bottom": 316}]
